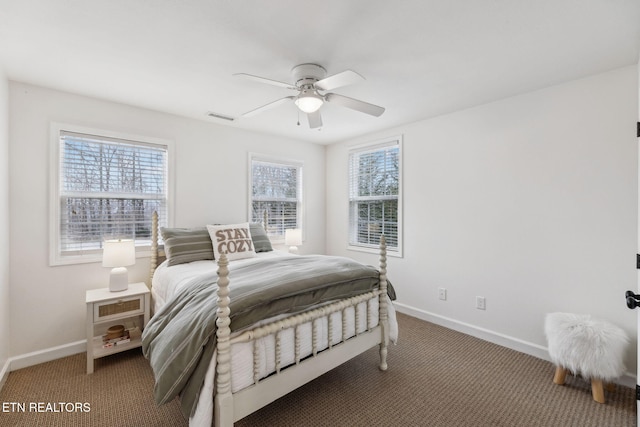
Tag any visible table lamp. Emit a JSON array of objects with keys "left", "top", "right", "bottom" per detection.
[
  {"left": 285, "top": 229, "right": 302, "bottom": 254},
  {"left": 102, "top": 239, "right": 135, "bottom": 292}
]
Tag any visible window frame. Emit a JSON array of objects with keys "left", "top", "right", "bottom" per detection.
[
  {"left": 49, "top": 122, "right": 175, "bottom": 266},
  {"left": 347, "top": 136, "right": 403, "bottom": 257},
  {"left": 248, "top": 153, "right": 304, "bottom": 244}
]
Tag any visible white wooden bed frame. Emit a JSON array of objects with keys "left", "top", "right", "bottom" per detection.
[{"left": 149, "top": 212, "right": 390, "bottom": 426}]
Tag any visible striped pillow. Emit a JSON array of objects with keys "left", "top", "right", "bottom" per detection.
[
  {"left": 160, "top": 227, "right": 214, "bottom": 266},
  {"left": 249, "top": 223, "right": 273, "bottom": 252}
]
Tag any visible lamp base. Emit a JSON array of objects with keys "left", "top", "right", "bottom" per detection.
[
  {"left": 288, "top": 246, "right": 299, "bottom": 254},
  {"left": 109, "top": 267, "right": 129, "bottom": 292}
]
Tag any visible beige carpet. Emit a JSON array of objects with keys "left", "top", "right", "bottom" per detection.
[{"left": 0, "top": 313, "right": 635, "bottom": 426}]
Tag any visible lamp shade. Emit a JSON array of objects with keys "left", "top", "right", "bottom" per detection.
[
  {"left": 294, "top": 91, "right": 323, "bottom": 113},
  {"left": 285, "top": 229, "right": 302, "bottom": 246},
  {"left": 102, "top": 239, "right": 136, "bottom": 267}
]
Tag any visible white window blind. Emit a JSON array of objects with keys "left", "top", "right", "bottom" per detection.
[
  {"left": 348, "top": 138, "right": 402, "bottom": 254},
  {"left": 53, "top": 128, "right": 168, "bottom": 263},
  {"left": 250, "top": 156, "right": 302, "bottom": 240}
]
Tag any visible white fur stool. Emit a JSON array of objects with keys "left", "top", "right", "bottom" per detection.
[{"left": 544, "top": 312, "right": 628, "bottom": 403}]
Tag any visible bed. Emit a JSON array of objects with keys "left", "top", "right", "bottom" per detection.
[{"left": 142, "top": 212, "right": 397, "bottom": 426}]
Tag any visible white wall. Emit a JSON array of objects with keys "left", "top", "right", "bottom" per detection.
[
  {"left": 8, "top": 82, "right": 325, "bottom": 360},
  {"left": 0, "top": 68, "right": 10, "bottom": 384},
  {"left": 327, "top": 66, "right": 639, "bottom": 374}
]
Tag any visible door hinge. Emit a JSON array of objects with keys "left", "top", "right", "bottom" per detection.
[
  {"left": 637, "top": 254, "right": 640, "bottom": 269},
  {"left": 636, "top": 384, "right": 640, "bottom": 400},
  {"left": 637, "top": 122, "right": 640, "bottom": 138}
]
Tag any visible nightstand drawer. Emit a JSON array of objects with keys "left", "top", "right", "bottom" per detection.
[{"left": 93, "top": 295, "right": 145, "bottom": 322}]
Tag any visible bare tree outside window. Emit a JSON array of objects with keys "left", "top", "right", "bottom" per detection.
[
  {"left": 58, "top": 131, "right": 168, "bottom": 255},
  {"left": 250, "top": 157, "right": 302, "bottom": 239},
  {"left": 349, "top": 140, "right": 401, "bottom": 253}
]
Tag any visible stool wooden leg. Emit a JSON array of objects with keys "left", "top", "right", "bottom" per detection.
[
  {"left": 591, "top": 379, "right": 605, "bottom": 403},
  {"left": 553, "top": 366, "right": 567, "bottom": 385}
]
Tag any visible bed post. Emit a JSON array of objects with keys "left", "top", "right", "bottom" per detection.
[
  {"left": 149, "top": 211, "right": 159, "bottom": 287},
  {"left": 215, "top": 253, "right": 234, "bottom": 427},
  {"left": 378, "top": 235, "right": 389, "bottom": 371}
]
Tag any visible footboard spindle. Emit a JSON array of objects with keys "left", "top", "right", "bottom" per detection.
[
  {"left": 295, "top": 325, "right": 301, "bottom": 364},
  {"left": 312, "top": 319, "right": 318, "bottom": 357},
  {"left": 275, "top": 331, "right": 282, "bottom": 373},
  {"left": 341, "top": 306, "right": 348, "bottom": 344},
  {"left": 328, "top": 315, "right": 334, "bottom": 349}
]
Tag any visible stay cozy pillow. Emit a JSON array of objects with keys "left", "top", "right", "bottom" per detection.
[{"left": 206, "top": 223, "right": 256, "bottom": 261}]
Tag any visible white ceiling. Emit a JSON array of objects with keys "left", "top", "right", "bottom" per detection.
[{"left": 1, "top": 1, "right": 639, "bottom": 144}]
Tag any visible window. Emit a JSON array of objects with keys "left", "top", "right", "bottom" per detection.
[
  {"left": 249, "top": 154, "right": 303, "bottom": 241},
  {"left": 50, "top": 124, "right": 171, "bottom": 265},
  {"left": 348, "top": 137, "right": 402, "bottom": 256}
]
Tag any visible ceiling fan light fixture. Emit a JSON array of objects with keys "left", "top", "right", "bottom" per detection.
[
  {"left": 294, "top": 90, "right": 323, "bottom": 113},
  {"left": 236, "top": 64, "right": 385, "bottom": 126}
]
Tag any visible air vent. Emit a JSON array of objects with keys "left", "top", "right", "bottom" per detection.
[{"left": 207, "top": 112, "right": 235, "bottom": 121}]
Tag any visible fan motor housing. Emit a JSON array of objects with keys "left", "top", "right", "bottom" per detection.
[{"left": 291, "top": 63, "right": 326, "bottom": 88}]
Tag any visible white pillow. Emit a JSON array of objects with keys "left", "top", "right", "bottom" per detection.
[{"left": 206, "top": 223, "right": 256, "bottom": 261}]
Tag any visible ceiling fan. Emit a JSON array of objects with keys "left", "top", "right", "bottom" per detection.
[{"left": 234, "top": 63, "right": 385, "bottom": 129}]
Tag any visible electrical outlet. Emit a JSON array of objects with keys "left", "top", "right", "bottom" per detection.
[
  {"left": 476, "top": 296, "right": 486, "bottom": 310},
  {"left": 438, "top": 288, "right": 447, "bottom": 301}
]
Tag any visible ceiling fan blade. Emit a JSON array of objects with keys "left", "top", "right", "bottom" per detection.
[
  {"left": 307, "top": 110, "right": 322, "bottom": 129},
  {"left": 315, "top": 70, "right": 364, "bottom": 91},
  {"left": 242, "top": 96, "right": 295, "bottom": 117},
  {"left": 325, "top": 93, "right": 385, "bottom": 117},
  {"left": 234, "top": 73, "right": 296, "bottom": 90}
]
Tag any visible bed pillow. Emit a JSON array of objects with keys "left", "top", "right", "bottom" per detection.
[
  {"left": 206, "top": 223, "right": 257, "bottom": 261},
  {"left": 249, "top": 223, "right": 273, "bottom": 252},
  {"left": 160, "top": 227, "right": 214, "bottom": 266}
]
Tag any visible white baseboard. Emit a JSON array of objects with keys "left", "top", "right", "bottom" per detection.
[
  {"left": 0, "top": 357, "right": 9, "bottom": 391},
  {"left": 394, "top": 302, "right": 636, "bottom": 389},
  {"left": 7, "top": 340, "right": 86, "bottom": 372}
]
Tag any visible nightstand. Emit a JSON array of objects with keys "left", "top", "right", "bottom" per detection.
[{"left": 85, "top": 282, "right": 150, "bottom": 374}]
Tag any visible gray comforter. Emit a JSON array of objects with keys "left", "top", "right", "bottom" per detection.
[{"left": 142, "top": 254, "right": 394, "bottom": 418}]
